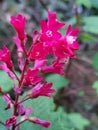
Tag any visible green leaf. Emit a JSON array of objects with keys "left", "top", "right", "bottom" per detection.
[
  {"left": 0, "top": 72, "right": 90, "bottom": 130},
  {"left": 92, "top": 81, "right": 98, "bottom": 94},
  {"left": 68, "top": 113, "right": 90, "bottom": 130},
  {"left": 46, "top": 74, "right": 69, "bottom": 90},
  {"left": 92, "top": 53, "right": 98, "bottom": 70},
  {"left": 83, "top": 16, "right": 98, "bottom": 34},
  {"left": 0, "top": 71, "right": 13, "bottom": 92},
  {"left": 21, "top": 97, "right": 69, "bottom": 130},
  {"left": 0, "top": 96, "right": 90, "bottom": 130},
  {"left": 80, "top": 33, "right": 96, "bottom": 42},
  {"left": 66, "top": 17, "right": 76, "bottom": 27},
  {"left": 78, "top": 91, "right": 85, "bottom": 96},
  {"left": 0, "top": 96, "right": 11, "bottom": 130},
  {"left": 76, "top": 0, "right": 92, "bottom": 8},
  {"left": 21, "top": 97, "right": 90, "bottom": 130},
  {"left": 90, "top": 0, "right": 98, "bottom": 9}
]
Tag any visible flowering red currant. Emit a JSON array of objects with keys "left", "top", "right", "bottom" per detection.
[{"left": 0, "top": 10, "right": 80, "bottom": 130}]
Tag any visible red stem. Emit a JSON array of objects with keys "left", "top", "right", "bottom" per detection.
[{"left": 12, "top": 59, "right": 29, "bottom": 130}]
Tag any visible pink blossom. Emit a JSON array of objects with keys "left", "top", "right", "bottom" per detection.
[
  {"left": 29, "top": 82, "right": 55, "bottom": 98},
  {"left": 32, "top": 30, "right": 40, "bottom": 44},
  {"left": 33, "top": 59, "right": 47, "bottom": 70},
  {"left": 18, "top": 103, "right": 33, "bottom": 117},
  {"left": 13, "top": 84, "right": 22, "bottom": 94},
  {"left": 13, "top": 35, "right": 24, "bottom": 53},
  {"left": 28, "top": 117, "right": 51, "bottom": 128},
  {"left": 18, "top": 57, "right": 25, "bottom": 71},
  {"left": 5, "top": 116, "right": 16, "bottom": 128},
  {"left": 0, "top": 46, "right": 13, "bottom": 69},
  {"left": 10, "top": 14, "right": 26, "bottom": 41},
  {"left": 23, "top": 69, "right": 43, "bottom": 86}
]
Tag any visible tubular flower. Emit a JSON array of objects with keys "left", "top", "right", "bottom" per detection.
[
  {"left": 10, "top": 14, "right": 26, "bottom": 41},
  {"left": 0, "top": 46, "right": 13, "bottom": 69},
  {"left": 29, "top": 82, "right": 55, "bottom": 98},
  {"left": 23, "top": 69, "right": 43, "bottom": 86},
  {"left": 28, "top": 117, "right": 51, "bottom": 128},
  {"left": 13, "top": 35, "right": 24, "bottom": 53}
]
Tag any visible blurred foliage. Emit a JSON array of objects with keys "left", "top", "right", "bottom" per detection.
[
  {"left": 83, "top": 16, "right": 98, "bottom": 34},
  {"left": 0, "top": 71, "right": 13, "bottom": 92},
  {"left": 46, "top": 74, "right": 69, "bottom": 91},
  {"left": 92, "top": 81, "right": 98, "bottom": 94},
  {"left": 92, "top": 53, "right": 98, "bottom": 70}
]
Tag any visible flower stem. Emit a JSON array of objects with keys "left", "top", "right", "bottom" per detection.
[
  {"left": 15, "top": 119, "right": 27, "bottom": 127},
  {"left": 19, "top": 96, "right": 30, "bottom": 104},
  {"left": 12, "top": 59, "right": 29, "bottom": 130}
]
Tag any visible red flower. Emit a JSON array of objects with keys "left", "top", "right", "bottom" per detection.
[
  {"left": 0, "top": 46, "right": 13, "bottom": 69},
  {"left": 29, "top": 43, "right": 49, "bottom": 60},
  {"left": 60, "top": 25, "right": 80, "bottom": 58},
  {"left": 23, "top": 69, "right": 43, "bottom": 86},
  {"left": 42, "top": 59, "right": 65, "bottom": 75},
  {"left": 5, "top": 116, "right": 16, "bottom": 128},
  {"left": 33, "top": 59, "right": 65, "bottom": 75},
  {"left": 53, "top": 25, "right": 80, "bottom": 58},
  {"left": 30, "top": 82, "right": 55, "bottom": 98},
  {"left": 39, "top": 11, "right": 65, "bottom": 57},
  {"left": 10, "top": 14, "right": 26, "bottom": 41},
  {"left": 40, "top": 10, "right": 65, "bottom": 42},
  {"left": 66, "top": 25, "right": 80, "bottom": 50}
]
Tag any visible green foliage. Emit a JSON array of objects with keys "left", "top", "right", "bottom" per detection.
[
  {"left": 0, "top": 97, "right": 11, "bottom": 130},
  {"left": 80, "top": 33, "right": 96, "bottom": 42},
  {"left": 76, "top": 0, "right": 98, "bottom": 9},
  {"left": 68, "top": 113, "right": 90, "bottom": 130},
  {"left": 21, "top": 97, "right": 90, "bottom": 130},
  {"left": 92, "top": 81, "right": 98, "bottom": 94},
  {"left": 90, "top": 0, "right": 98, "bottom": 9},
  {"left": 0, "top": 73, "right": 90, "bottom": 130},
  {"left": 0, "top": 96, "right": 90, "bottom": 130},
  {"left": 0, "top": 71, "right": 13, "bottom": 92},
  {"left": 76, "top": 0, "right": 92, "bottom": 8},
  {"left": 77, "top": 91, "right": 85, "bottom": 96},
  {"left": 66, "top": 17, "right": 76, "bottom": 27},
  {"left": 92, "top": 53, "right": 98, "bottom": 70},
  {"left": 83, "top": 16, "right": 98, "bottom": 34},
  {"left": 46, "top": 74, "right": 69, "bottom": 90}
]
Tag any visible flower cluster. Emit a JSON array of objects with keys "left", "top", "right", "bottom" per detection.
[{"left": 0, "top": 10, "right": 79, "bottom": 130}]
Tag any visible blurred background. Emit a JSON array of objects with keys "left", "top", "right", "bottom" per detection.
[{"left": 0, "top": 0, "right": 98, "bottom": 130}]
